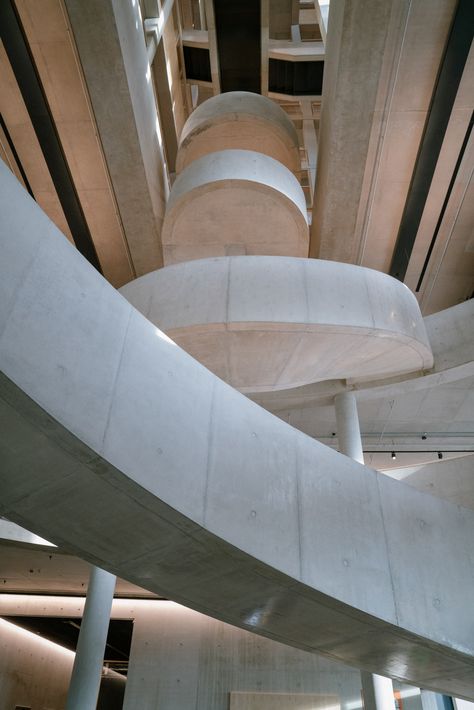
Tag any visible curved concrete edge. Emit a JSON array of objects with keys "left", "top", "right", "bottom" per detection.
[
  {"left": 166, "top": 150, "right": 308, "bottom": 222},
  {"left": 1, "top": 166, "right": 474, "bottom": 696},
  {"left": 425, "top": 301, "right": 474, "bottom": 372},
  {"left": 177, "top": 91, "right": 300, "bottom": 172},
  {"left": 351, "top": 298, "right": 474, "bottom": 400},
  {"left": 0, "top": 518, "right": 55, "bottom": 548},
  {"left": 119, "top": 257, "right": 433, "bottom": 391},
  {"left": 248, "top": 299, "right": 474, "bottom": 407},
  {"left": 2, "top": 374, "right": 474, "bottom": 699}
]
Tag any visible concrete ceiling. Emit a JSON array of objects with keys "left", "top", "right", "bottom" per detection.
[
  {"left": 0, "top": 540, "right": 158, "bottom": 598},
  {"left": 311, "top": 0, "right": 474, "bottom": 316},
  {"left": 271, "top": 374, "right": 474, "bottom": 457}
]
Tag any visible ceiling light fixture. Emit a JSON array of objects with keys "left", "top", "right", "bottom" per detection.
[{"left": 391, "top": 452, "right": 396, "bottom": 460}]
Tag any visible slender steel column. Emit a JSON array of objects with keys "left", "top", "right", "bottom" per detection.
[
  {"left": 334, "top": 392, "right": 396, "bottom": 710},
  {"left": 66, "top": 566, "right": 116, "bottom": 710}
]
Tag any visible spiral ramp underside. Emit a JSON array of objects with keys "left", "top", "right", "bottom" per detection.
[{"left": 1, "top": 92, "right": 474, "bottom": 698}]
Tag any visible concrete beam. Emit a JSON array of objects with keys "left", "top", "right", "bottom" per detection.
[
  {"left": 310, "top": 0, "right": 394, "bottom": 261},
  {"left": 64, "top": 0, "right": 165, "bottom": 276}
]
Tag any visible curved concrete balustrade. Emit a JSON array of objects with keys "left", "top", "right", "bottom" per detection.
[
  {"left": 119, "top": 257, "right": 433, "bottom": 392},
  {"left": 1, "top": 167, "right": 474, "bottom": 698},
  {"left": 162, "top": 151, "right": 309, "bottom": 265},
  {"left": 250, "top": 299, "right": 474, "bottom": 411},
  {"left": 176, "top": 91, "right": 300, "bottom": 173}
]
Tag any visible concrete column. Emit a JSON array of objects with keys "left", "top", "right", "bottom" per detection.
[
  {"left": 361, "top": 672, "right": 396, "bottom": 710},
  {"left": 198, "top": 0, "right": 207, "bottom": 30},
  {"left": 66, "top": 566, "right": 116, "bottom": 710},
  {"left": 335, "top": 395, "right": 396, "bottom": 710},
  {"left": 421, "top": 690, "right": 441, "bottom": 710},
  {"left": 334, "top": 391, "right": 364, "bottom": 464}
]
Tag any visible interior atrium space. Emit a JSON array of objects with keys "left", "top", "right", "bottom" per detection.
[{"left": 0, "top": 0, "right": 473, "bottom": 708}]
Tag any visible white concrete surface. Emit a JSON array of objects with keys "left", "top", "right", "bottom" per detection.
[
  {"left": 335, "top": 393, "right": 396, "bottom": 710},
  {"left": 0, "top": 519, "right": 54, "bottom": 547},
  {"left": 0, "top": 595, "right": 362, "bottom": 710},
  {"left": 162, "top": 151, "right": 309, "bottom": 264},
  {"left": 176, "top": 91, "right": 300, "bottom": 173},
  {"left": 386, "top": 454, "right": 474, "bottom": 510},
  {"left": 66, "top": 566, "right": 116, "bottom": 710},
  {"left": 120, "top": 256, "right": 433, "bottom": 391},
  {"left": 0, "top": 616, "right": 75, "bottom": 708},
  {"left": 0, "top": 598, "right": 125, "bottom": 708},
  {"left": 1, "top": 165, "right": 474, "bottom": 696},
  {"left": 361, "top": 673, "right": 396, "bottom": 710},
  {"left": 334, "top": 391, "right": 364, "bottom": 464},
  {"left": 251, "top": 299, "right": 474, "bottom": 414}
]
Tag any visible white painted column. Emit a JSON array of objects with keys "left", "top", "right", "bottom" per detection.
[
  {"left": 421, "top": 690, "right": 441, "bottom": 710},
  {"left": 334, "top": 391, "right": 364, "bottom": 463},
  {"left": 361, "top": 672, "right": 397, "bottom": 710},
  {"left": 65, "top": 566, "right": 116, "bottom": 710},
  {"left": 335, "top": 392, "right": 396, "bottom": 710}
]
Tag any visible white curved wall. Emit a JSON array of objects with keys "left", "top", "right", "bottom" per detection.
[
  {"left": 120, "top": 257, "right": 433, "bottom": 391},
  {"left": 176, "top": 91, "right": 300, "bottom": 173},
  {"left": 162, "top": 151, "right": 309, "bottom": 265}
]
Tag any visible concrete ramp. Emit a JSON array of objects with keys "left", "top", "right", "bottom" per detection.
[{"left": 1, "top": 164, "right": 474, "bottom": 697}]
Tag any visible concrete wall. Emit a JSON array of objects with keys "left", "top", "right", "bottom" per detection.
[
  {"left": 123, "top": 602, "right": 423, "bottom": 710},
  {"left": 0, "top": 617, "right": 73, "bottom": 709},
  {"left": 0, "top": 596, "right": 360, "bottom": 710},
  {"left": 0, "top": 615, "right": 125, "bottom": 710},
  {"left": 123, "top": 601, "right": 361, "bottom": 710},
  {"left": 0, "top": 595, "right": 424, "bottom": 710},
  {"left": 1, "top": 163, "right": 474, "bottom": 694}
]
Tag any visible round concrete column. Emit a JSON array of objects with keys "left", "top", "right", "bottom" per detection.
[
  {"left": 361, "top": 672, "right": 396, "bottom": 710},
  {"left": 66, "top": 566, "right": 116, "bottom": 710},
  {"left": 334, "top": 391, "right": 364, "bottom": 464},
  {"left": 335, "top": 395, "right": 396, "bottom": 710}
]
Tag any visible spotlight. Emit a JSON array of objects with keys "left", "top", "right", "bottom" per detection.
[
  {"left": 438, "top": 452, "right": 443, "bottom": 460},
  {"left": 391, "top": 451, "right": 396, "bottom": 460}
]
